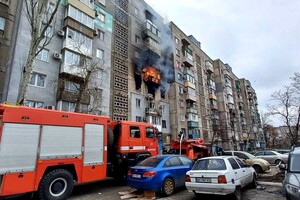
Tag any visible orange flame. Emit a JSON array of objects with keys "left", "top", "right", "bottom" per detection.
[{"left": 142, "top": 66, "right": 161, "bottom": 84}]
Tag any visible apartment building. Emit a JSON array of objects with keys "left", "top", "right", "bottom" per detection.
[
  {"left": 0, "top": 0, "right": 262, "bottom": 150},
  {"left": 2, "top": 0, "right": 112, "bottom": 115},
  {"left": 0, "top": 0, "right": 21, "bottom": 101},
  {"left": 237, "top": 78, "right": 262, "bottom": 150}
]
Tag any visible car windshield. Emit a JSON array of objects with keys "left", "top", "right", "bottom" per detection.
[
  {"left": 290, "top": 155, "right": 300, "bottom": 172},
  {"left": 137, "top": 157, "right": 164, "bottom": 167},
  {"left": 192, "top": 159, "right": 226, "bottom": 170}
]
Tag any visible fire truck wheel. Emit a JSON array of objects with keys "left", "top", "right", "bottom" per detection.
[
  {"left": 39, "top": 169, "right": 74, "bottom": 200},
  {"left": 162, "top": 178, "right": 175, "bottom": 196}
]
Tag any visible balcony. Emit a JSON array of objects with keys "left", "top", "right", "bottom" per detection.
[
  {"left": 182, "top": 55, "right": 193, "bottom": 67},
  {"left": 188, "top": 121, "right": 199, "bottom": 128},
  {"left": 145, "top": 107, "right": 160, "bottom": 115},
  {"left": 206, "top": 61, "right": 214, "bottom": 73},
  {"left": 144, "top": 37, "right": 161, "bottom": 57},
  {"left": 67, "top": 0, "right": 95, "bottom": 18},
  {"left": 209, "top": 94, "right": 217, "bottom": 100},
  {"left": 142, "top": 20, "right": 161, "bottom": 43},
  {"left": 60, "top": 63, "right": 87, "bottom": 78},
  {"left": 184, "top": 81, "right": 196, "bottom": 89},
  {"left": 210, "top": 104, "right": 218, "bottom": 110},
  {"left": 186, "top": 94, "right": 197, "bottom": 102},
  {"left": 187, "top": 107, "right": 198, "bottom": 114},
  {"left": 56, "top": 90, "right": 90, "bottom": 105}
]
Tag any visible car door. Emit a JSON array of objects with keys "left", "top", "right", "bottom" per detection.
[
  {"left": 228, "top": 157, "right": 243, "bottom": 186},
  {"left": 143, "top": 126, "right": 158, "bottom": 156},
  {"left": 235, "top": 157, "right": 252, "bottom": 186},
  {"left": 263, "top": 151, "right": 277, "bottom": 164},
  {"left": 164, "top": 156, "right": 185, "bottom": 187}
]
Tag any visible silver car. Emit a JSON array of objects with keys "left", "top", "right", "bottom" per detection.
[
  {"left": 279, "top": 147, "right": 300, "bottom": 200},
  {"left": 254, "top": 150, "right": 288, "bottom": 165}
]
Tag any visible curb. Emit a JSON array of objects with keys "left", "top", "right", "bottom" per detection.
[{"left": 257, "top": 181, "right": 283, "bottom": 187}]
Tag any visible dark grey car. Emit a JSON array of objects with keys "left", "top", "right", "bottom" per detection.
[{"left": 279, "top": 147, "right": 300, "bottom": 200}]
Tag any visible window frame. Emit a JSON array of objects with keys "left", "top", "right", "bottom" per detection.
[{"left": 29, "top": 72, "right": 46, "bottom": 87}]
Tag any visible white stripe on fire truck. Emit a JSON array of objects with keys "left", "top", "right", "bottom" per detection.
[
  {"left": 120, "top": 146, "right": 146, "bottom": 150},
  {"left": 104, "top": 146, "right": 107, "bottom": 151}
]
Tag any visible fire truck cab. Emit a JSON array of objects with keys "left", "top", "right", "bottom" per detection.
[{"left": 0, "top": 104, "right": 158, "bottom": 199}]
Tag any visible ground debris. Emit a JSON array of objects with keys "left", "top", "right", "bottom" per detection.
[{"left": 118, "top": 189, "right": 156, "bottom": 200}]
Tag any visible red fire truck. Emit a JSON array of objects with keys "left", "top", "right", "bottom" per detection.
[
  {"left": 168, "top": 138, "right": 210, "bottom": 160},
  {"left": 0, "top": 104, "right": 159, "bottom": 199}
]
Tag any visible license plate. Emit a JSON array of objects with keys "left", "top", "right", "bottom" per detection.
[
  {"left": 196, "top": 177, "right": 211, "bottom": 183},
  {"left": 132, "top": 174, "right": 141, "bottom": 178}
]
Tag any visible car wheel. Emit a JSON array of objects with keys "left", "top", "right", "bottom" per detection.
[
  {"left": 286, "top": 193, "right": 291, "bottom": 200},
  {"left": 232, "top": 186, "right": 241, "bottom": 200},
  {"left": 275, "top": 159, "right": 282, "bottom": 165},
  {"left": 162, "top": 178, "right": 175, "bottom": 196},
  {"left": 253, "top": 165, "right": 263, "bottom": 173},
  {"left": 38, "top": 169, "right": 74, "bottom": 200},
  {"left": 250, "top": 173, "right": 258, "bottom": 188}
]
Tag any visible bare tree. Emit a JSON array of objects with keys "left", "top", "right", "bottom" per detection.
[
  {"left": 17, "top": 0, "right": 60, "bottom": 105},
  {"left": 268, "top": 73, "right": 300, "bottom": 146},
  {"left": 260, "top": 111, "right": 272, "bottom": 148}
]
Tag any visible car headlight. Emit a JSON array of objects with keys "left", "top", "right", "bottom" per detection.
[{"left": 286, "top": 183, "right": 300, "bottom": 195}]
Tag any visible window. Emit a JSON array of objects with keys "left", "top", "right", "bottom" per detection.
[
  {"left": 24, "top": 100, "right": 44, "bottom": 108},
  {"left": 235, "top": 158, "right": 246, "bottom": 168},
  {"left": 179, "top": 86, "right": 183, "bottom": 94},
  {"left": 179, "top": 156, "right": 192, "bottom": 165},
  {"left": 228, "top": 158, "right": 240, "bottom": 169},
  {"left": 165, "top": 157, "right": 181, "bottom": 167},
  {"left": 130, "top": 126, "right": 141, "bottom": 138},
  {"left": 177, "top": 73, "right": 183, "bottom": 81},
  {"left": 36, "top": 48, "right": 49, "bottom": 62},
  {"left": 180, "top": 100, "right": 184, "bottom": 107},
  {"left": 176, "top": 48, "right": 180, "bottom": 56},
  {"left": 162, "top": 120, "right": 166, "bottom": 128},
  {"left": 47, "top": 2, "right": 55, "bottom": 14},
  {"left": 98, "top": 30, "right": 105, "bottom": 40},
  {"left": 175, "top": 60, "right": 180, "bottom": 69},
  {"left": 265, "top": 151, "right": 275, "bottom": 156},
  {"left": 134, "top": 6, "right": 138, "bottom": 15},
  {"left": 98, "top": 12, "right": 105, "bottom": 22},
  {"left": 134, "top": 50, "right": 140, "bottom": 58},
  {"left": 96, "top": 49, "right": 104, "bottom": 59},
  {"left": 180, "top": 114, "right": 185, "bottom": 121},
  {"left": 65, "top": 50, "right": 80, "bottom": 65},
  {"left": 135, "top": 35, "right": 140, "bottom": 44},
  {"left": 62, "top": 101, "right": 75, "bottom": 112},
  {"left": 234, "top": 152, "right": 249, "bottom": 160},
  {"left": 0, "top": 16, "right": 6, "bottom": 31},
  {"left": 175, "top": 37, "right": 179, "bottom": 44},
  {"left": 64, "top": 81, "right": 80, "bottom": 93},
  {"left": 136, "top": 98, "right": 141, "bottom": 108},
  {"left": 99, "top": 0, "right": 106, "bottom": 6},
  {"left": 193, "top": 159, "right": 226, "bottom": 170},
  {"left": 69, "top": 5, "right": 93, "bottom": 28},
  {"left": 41, "top": 24, "right": 53, "bottom": 37},
  {"left": 30, "top": 72, "right": 46, "bottom": 87},
  {"left": 146, "top": 127, "right": 154, "bottom": 138},
  {"left": 136, "top": 116, "right": 142, "bottom": 122}
]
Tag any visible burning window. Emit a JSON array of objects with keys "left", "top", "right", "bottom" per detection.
[{"left": 142, "top": 66, "right": 161, "bottom": 84}]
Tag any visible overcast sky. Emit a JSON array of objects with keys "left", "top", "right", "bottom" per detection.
[{"left": 145, "top": 0, "right": 300, "bottom": 126}]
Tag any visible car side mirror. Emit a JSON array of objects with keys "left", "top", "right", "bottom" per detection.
[{"left": 279, "top": 163, "right": 286, "bottom": 171}]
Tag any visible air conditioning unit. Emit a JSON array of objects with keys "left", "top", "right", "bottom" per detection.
[
  {"left": 183, "top": 88, "right": 187, "bottom": 93},
  {"left": 57, "top": 29, "right": 65, "bottom": 37},
  {"left": 53, "top": 52, "right": 62, "bottom": 60},
  {"left": 46, "top": 105, "right": 55, "bottom": 110},
  {"left": 94, "top": 30, "right": 98, "bottom": 36}
]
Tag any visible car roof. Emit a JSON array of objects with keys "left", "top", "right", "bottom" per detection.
[{"left": 290, "top": 147, "right": 300, "bottom": 155}]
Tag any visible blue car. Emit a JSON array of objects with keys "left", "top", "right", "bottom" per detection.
[{"left": 127, "top": 155, "right": 194, "bottom": 196}]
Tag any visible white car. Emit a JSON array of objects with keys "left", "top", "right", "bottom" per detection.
[{"left": 185, "top": 156, "right": 257, "bottom": 200}]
